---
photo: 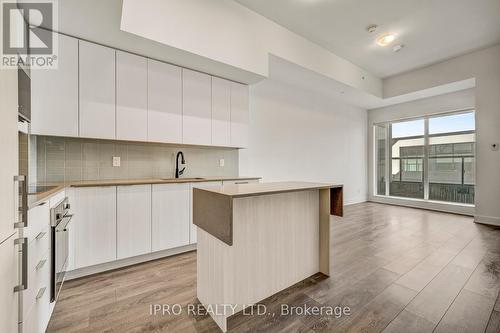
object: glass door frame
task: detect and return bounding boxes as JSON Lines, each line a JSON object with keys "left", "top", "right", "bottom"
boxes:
{"left": 374, "top": 108, "right": 476, "bottom": 203}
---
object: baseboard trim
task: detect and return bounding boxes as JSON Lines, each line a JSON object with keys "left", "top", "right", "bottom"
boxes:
{"left": 66, "top": 244, "right": 197, "bottom": 280}
{"left": 474, "top": 215, "right": 500, "bottom": 226}
{"left": 345, "top": 196, "right": 368, "bottom": 206}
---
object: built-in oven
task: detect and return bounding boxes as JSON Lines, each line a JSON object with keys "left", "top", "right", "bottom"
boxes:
{"left": 50, "top": 197, "right": 72, "bottom": 302}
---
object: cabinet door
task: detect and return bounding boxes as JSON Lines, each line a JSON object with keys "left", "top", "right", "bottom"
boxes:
{"left": 211, "top": 77, "right": 231, "bottom": 146}
{"left": 230, "top": 82, "right": 249, "bottom": 148}
{"left": 148, "top": 60, "right": 182, "bottom": 143}
{"left": 117, "top": 185, "right": 152, "bottom": 259}
{"left": 31, "top": 33, "right": 78, "bottom": 137}
{"left": 182, "top": 69, "right": 211, "bottom": 145}
{"left": 152, "top": 184, "right": 190, "bottom": 251}
{"left": 79, "top": 41, "right": 116, "bottom": 139}
{"left": 116, "top": 51, "right": 148, "bottom": 141}
{"left": 190, "top": 181, "right": 222, "bottom": 244}
{"left": 0, "top": 235, "right": 19, "bottom": 333}
{"left": 0, "top": 65, "right": 18, "bottom": 242}
{"left": 70, "top": 187, "right": 116, "bottom": 269}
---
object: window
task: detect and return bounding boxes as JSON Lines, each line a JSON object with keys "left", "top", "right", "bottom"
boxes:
{"left": 390, "top": 119, "right": 424, "bottom": 199}
{"left": 375, "top": 111, "right": 475, "bottom": 204}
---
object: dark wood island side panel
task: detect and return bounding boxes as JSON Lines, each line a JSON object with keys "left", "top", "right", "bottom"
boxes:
{"left": 193, "top": 188, "right": 234, "bottom": 245}
{"left": 331, "top": 186, "right": 343, "bottom": 216}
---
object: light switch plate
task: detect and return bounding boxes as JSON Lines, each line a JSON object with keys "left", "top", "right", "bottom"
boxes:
{"left": 219, "top": 158, "right": 225, "bottom": 167}
{"left": 112, "top": 156, "right": 121, "bottom": 167}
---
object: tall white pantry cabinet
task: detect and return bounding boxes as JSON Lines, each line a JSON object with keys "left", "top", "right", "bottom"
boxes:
{"left": 0, "top": 62, "right": 20, "bottom": 333}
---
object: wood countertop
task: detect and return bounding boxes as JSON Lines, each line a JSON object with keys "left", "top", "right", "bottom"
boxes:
{"left": 193, "top": 181, "right": 344, "bottom": 246}
{"left": 27, "top": 176, "right": 261, "bottom": 209}
{"left": 194, "top": 181, "right": 342, "bottom": 198}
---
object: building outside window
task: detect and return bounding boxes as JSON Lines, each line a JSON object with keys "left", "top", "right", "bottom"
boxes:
{"left": 374, "top": 111, "right": 475, "bottom": 205}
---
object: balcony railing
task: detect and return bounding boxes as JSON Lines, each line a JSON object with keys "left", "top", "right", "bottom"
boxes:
{"left": 386, "top": 181, "right": 474, "bottom": 204}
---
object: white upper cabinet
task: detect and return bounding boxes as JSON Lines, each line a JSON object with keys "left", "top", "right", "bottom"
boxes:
{"left": 31, "top": 33, "right": 78, "bottom": 137}
{"left": 211, "top": 77, "right": 231, "bottom": 146}
{"left": 230, "top": 82, "right": 249, "bottom": 148}
{"left": 182, "top": 69, "right": 212, "bottom": 145}
{"left": 117, "top": 185, "right": 152, "bottom": 259}
{"left": 152, "top": 184, "right": 190, "bottom": 252}
{"left": 148, "top": 60, "right": 182, "bottom": 143}
{"left": 116, "top": 51, "right": 148, "bottom": 141}
{"left": 79, "top": 41, "right": 116, "bottom": 140}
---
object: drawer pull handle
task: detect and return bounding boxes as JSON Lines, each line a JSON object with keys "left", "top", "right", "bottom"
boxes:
{"left": 36, "top": 287, "right": 46, "bottom": 300}
{"left": 36, "top": 259, "right": 47, "bottom": 270}
{"left": 13, "top": 237, "right": 28, "bottom": 292}
{"left": 35, "top": 231, "right": 46, "bottom": 240}
{"left": 234, "top": 181, "right": 249, "bottom": 184}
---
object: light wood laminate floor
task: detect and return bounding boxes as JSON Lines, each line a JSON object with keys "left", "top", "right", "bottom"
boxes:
{"left": 47, "top": 202, "right": 500, "bottom": 333}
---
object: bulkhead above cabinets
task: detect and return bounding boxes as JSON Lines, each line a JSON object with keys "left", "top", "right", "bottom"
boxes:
{"left": 30, "top": 32, "right": 249, "bottom": 148}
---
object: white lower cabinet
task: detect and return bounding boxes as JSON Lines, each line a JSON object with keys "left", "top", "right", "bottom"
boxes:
{"left": 117, "top": 185, "right": 152, "bottom": 259}
{"left": 0, "top": 234, "right": 18, "bottom": 333}
{"left": 190, "top": 181, "right": 223, "bottom": 244}
{"left": 23, "top": 250, "right": 51, "bottom": 333}
{"left": 152, "top": 184, "right": 190, "bottom": 251}
{"left": 67, "top": 181, "right": 253, "bottom": 273}
{"left": 22, "top": 196, "right": 53, "bottom": 333}
{"left": 69, "top": 186, "right": 117, "bottom": 269}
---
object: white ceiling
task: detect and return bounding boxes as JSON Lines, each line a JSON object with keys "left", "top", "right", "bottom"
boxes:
{"left": 235, "top": 0, "right": 500, "bottom": 78}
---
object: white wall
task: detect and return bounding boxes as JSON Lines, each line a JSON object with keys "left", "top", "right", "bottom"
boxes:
{"left": 239, "top": 79, "right": 368, "bottom": 205}
{"left": 120, "top": 0, "right": 382, "bottom": 97}
{"left": 381, "top": 45, "right": 500, "bottom": 225}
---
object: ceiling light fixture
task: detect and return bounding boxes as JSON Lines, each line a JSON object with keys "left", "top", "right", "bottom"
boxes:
{"left": 376, "top": 33, "right": 396, "bottom": 47}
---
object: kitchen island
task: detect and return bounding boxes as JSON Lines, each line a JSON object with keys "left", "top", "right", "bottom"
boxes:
{"left": 193, "top": 182, "right": 343, "bottom": 332}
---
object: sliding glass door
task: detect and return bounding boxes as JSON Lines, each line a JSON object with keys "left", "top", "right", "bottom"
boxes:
{"left": 390, "top": 119, "right": 425, "bottom": 199}
{"left": 375, "top": 110, "right": 475, "bottom": 205}
{"left": 428, "top": 112, "right": 475, "bottom": 203}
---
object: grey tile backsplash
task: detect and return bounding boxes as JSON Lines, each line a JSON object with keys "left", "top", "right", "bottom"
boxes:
{"left": 32, "top": 136, "right": 239, "bottom": 184}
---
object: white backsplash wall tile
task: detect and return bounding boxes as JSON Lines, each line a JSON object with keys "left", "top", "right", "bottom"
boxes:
{"left": 44, "top": 137, "right": 65, "bottom": 182}
{"left": 33, "top": 136, "right": 239, "bottom": 183}
{"left": 82, "top": 141, "right": 100, "bottom": 181}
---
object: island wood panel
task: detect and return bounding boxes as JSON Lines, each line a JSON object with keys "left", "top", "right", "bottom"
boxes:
{"left": 319, "top": 188, "right": 330, "bottom": 275}
{"left": 192, "top": 184, "right": 343, "bottom": 247}
{"left": 197, "top": 190, "right": 320, "bottom": 332}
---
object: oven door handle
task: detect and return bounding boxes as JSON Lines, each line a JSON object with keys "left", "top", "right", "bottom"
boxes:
{"left": 56, "top": 214, "right": 73, "bottom": 232}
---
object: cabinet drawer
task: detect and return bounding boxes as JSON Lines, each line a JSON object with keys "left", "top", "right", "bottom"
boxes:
{"left": 23, "top": 268, "right": 51, "bottom": 333}
{"left": 26, "top": 201, "right": 50, "bottom": 241}
{"left": 23, "top": 251, "right": 50, "bottom": 318}
{"left": 28, "top": 225, "right": 50, "bottom": 273}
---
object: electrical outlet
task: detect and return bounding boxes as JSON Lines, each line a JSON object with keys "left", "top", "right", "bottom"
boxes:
{"left": 219, "top": 158, "right": 225, "bottom": 167}
{"left": 112, "top": 156, "right": 121, "bottom": 167}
